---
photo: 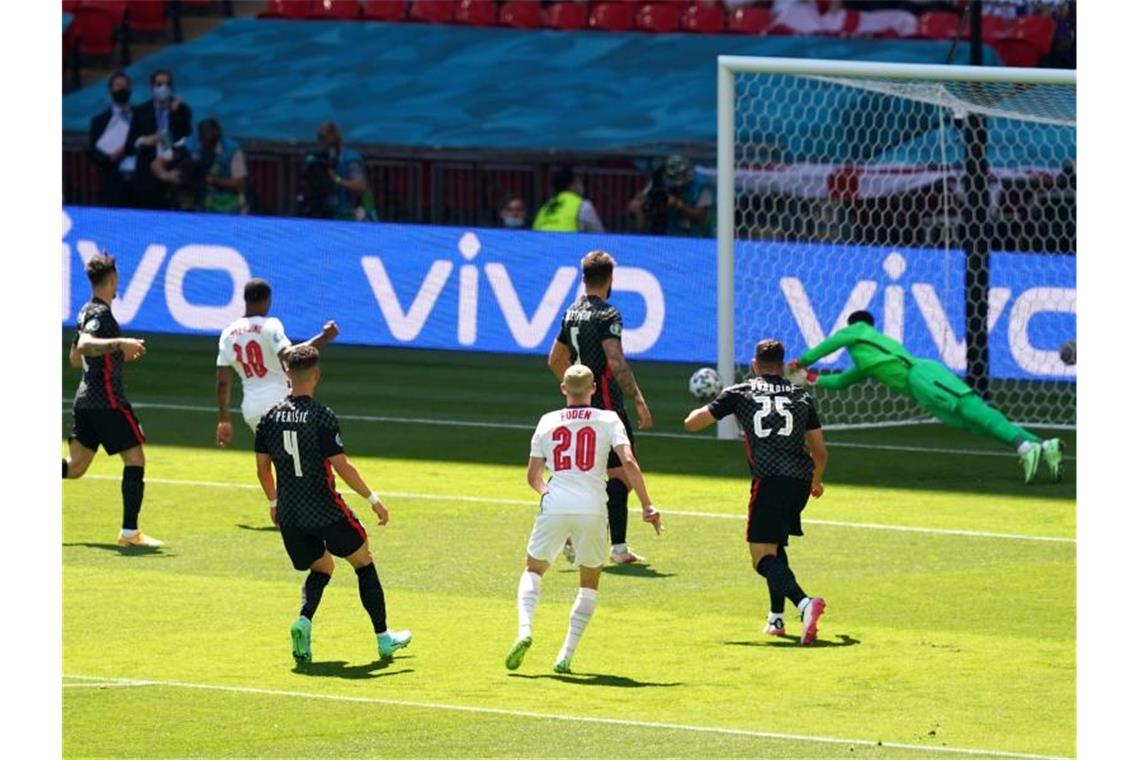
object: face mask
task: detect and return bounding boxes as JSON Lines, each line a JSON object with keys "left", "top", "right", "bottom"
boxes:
{"left": 153, "top": 84, "right": 172, "bottom": 102}
{"left": 501, "top": 215, "right": 525, "bottom": 228}
{"left": 111, "top": 89, "right": 131, "bottom": 105}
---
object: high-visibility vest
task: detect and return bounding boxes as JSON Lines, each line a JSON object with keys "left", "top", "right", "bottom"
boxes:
{"left": 532, "top": 191, "right": 583, "bottom": 232}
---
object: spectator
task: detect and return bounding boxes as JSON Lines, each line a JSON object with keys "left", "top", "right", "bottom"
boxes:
{"left": 126, "top": 69, "right": 194, "bottom": 209}
{"left": 629, "top": 155, "right": 714, "bottom": 238}
{"left": 87, "top": 70, "right": 135, "bottom": 208}
{"left": 151, "top": 118, "right": 249, "bottom": 214}
{"left": 769, "top": 0, "right": 917, "bottom": 38}
{"left": 315, "top": 121, "right": 376, "bottom": 221}
{"left": 499, "top": 194, "right": 529, "bottom": 229}
{"left": 532, "top": 166, "right": 605, "bottom": 233}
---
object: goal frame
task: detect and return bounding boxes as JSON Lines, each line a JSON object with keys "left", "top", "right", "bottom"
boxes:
{"left": 714, "top": 56, "right": 1076, "bottom": 439}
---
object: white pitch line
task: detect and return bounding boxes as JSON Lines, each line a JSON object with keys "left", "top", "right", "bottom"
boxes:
{"left": 62, "top": 401, "right": 1075, "bottom": 459}
{"left": 80, "top": 475, "right": 1074, "bottom": 545}
{"left": 60, "top": 674, "right": 1069, "bottom": 760}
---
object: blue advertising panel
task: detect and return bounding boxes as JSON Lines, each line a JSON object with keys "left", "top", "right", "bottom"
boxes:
{"left": 62, "top": 208, "right": 1074, "bottom": 381}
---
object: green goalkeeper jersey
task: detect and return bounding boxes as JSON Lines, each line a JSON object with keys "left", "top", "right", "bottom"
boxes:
{"left": 797, "top": 322, "right": 917, "bottom": 393}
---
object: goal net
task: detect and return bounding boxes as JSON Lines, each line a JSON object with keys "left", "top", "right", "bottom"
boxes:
{"left": 715, "top": 57, "right": 1076, "bottom": 436}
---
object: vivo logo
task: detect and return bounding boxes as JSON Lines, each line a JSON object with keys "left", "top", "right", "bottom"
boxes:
{"left": 360, "top": 232, "right": 665, "bottom": 353}
{"left": 780, "top": 252, "right": 1076, "bottom": 377}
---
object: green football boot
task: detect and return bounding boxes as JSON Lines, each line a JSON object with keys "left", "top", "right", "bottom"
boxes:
{"left": 378, "top": 629, "right": 413, "bottom": 660}
{"left": 290, "top": 617, "right": 312, "bottom": 664}
{"left": 1019, "top": 442, "right": 1042, "bottom": 485}
{"left": 504, "top": 636, "right": 532, "bottom": 670}
{"left": 1042, "top": 438, "right": 1065, "bottom": 483}
{"left": 553, "top": 658, "right": 572, "bottom": 675}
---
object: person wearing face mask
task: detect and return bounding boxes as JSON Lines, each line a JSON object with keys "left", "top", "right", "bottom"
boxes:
{"left": 532, "top": 166, "right": 605, "bottom": 233}
{"left": 315, "top": 121, "right": 376, "bottom": 221}
{"left": 126, "top": 69, "right": 193, "bottom": 209}
{"left": 87, "top": 71, "right": 136, "bottom": 208}
{"left": 499, "top": 195, "right": 529, "bottom": 230}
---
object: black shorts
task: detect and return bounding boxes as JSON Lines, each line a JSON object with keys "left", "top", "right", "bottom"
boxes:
{"left": 279, "top": 516, "right": 367, "bottom": 571}
{"left": 746, "top": 476, "right": 812, "bottom": 546}
{"left": 605, "top": 410, "right": 636, "bottom": 469}
{"left": 70, "top": 405, "right": 146, "bottom": 455}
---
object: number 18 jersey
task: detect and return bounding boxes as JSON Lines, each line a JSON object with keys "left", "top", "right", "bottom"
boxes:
{"left": 530, "top": 405, "right": 629, "bottom": 516}
{"left": 217, "top": 316, "right": 292, "bottom": 423}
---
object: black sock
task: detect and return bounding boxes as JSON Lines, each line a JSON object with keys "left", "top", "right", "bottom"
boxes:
{"left": 768, "top": 546, "right": 788, "bottom": 615}
{"left": 606, "top": 478, "right": 629, "bottom": 545}
{"left": 756, "top": 554, "right": 807, "bottom": 609}
{"left": 62, "top": 459, "right": 69, "bottom": 479}
{"left": 300, "top": 571, "right": 331, "bottom": 620}
{"left": 355, "top": 563, "right": 388, "bottom": 634}
{"left": 121, "top": 466, "right": 145, "bottom": 531}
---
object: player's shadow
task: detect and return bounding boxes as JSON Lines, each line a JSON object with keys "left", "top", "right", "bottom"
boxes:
{"left": 62, "top": 542, "right": 170, "bottom": 557}
{"left": 292, "top": 659, "right": 413, "bottom": 680}
{"left": 235, "top": 524, "right": 280, "bottom": 533}
{"left": 556, "top": 565, "right": 675, "bottom": 579}
{"left": 508, "top": 672, "right": 681, "bottom": 688}
{"left": 724, "top": 634, "right": 861, "bottom": 649}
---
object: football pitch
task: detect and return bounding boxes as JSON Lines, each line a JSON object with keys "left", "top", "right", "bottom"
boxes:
{"left": 62, "top": 333, "right": 1076, "bottom": 759}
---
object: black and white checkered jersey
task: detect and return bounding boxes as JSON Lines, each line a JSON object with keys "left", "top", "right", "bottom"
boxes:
{"left": 708, "top": 374, "right": 821, "bottom": 481}
{"left": 254, "top": 395, "right": 351, "bottom": 529}
{"left": 556, "top": 295, "right": 624, "bottom": 411}
{"left": 72, "top": 297, "right": 129, "bottom": 410}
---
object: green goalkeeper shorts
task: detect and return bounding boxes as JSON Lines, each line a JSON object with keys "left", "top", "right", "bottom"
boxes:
{"left": 906, "top": 359, "right": 976, "bottom": 422}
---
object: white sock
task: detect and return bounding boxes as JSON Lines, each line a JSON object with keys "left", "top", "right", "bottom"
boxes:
{"left": 556, "top": 587, "right": 598, "bottom": 663}
{"left": 120, "top": 528, "right": 139, "bottom": 538}
{"left": 517, "top": 571, "right": 541, "bottom": 639}
{"left": 767, "top": 611, "right": 784, "bottom": 624}
{"left": 1016, "top": 441, "right": 1034, "bottom": 455}
{"left": 611, "top": 543, "right": 627, "bottom": 555}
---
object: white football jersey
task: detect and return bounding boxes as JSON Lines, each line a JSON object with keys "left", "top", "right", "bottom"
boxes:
{"left": 529, "top": 406, "right": 630, "bottom": 516}
{"left": 216, "top": 316, "right": 292, "bottom": 420}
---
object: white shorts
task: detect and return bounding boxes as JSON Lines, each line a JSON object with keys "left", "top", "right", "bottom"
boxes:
{"left": 242, "top": 395, "right": 284, "bottom": 432}
{"left": 526, "top": 512, "right": 608, "bottom": 568}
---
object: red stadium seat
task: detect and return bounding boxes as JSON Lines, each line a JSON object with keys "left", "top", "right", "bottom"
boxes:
{"left": 80, "top": 0, "right": 128, "bottom": 24}
{"left": 980, "top": 14, "right": 1010, "bottom": 43}
{"left": 1004, "top": 14, "right": 1056, "bottom": 56}
{"left": 725, "top": 6, "right": 771, "bottom": 34}
{"left": 361, "top": 0, "right": 407, "bottom": 21}
{"left": 634, "top": 2, "right": 682, "bottom": 33}
{"left": 589, "top": 2, "right": 636, "bottom": 31}
{"left": 499, "top": 1, "right": 543, "bottom": 29}
{"left": 126, "top": 1, "right": 169, "bottom": 34}
{"left": 71, "top": 6, "right": 117, "bottom": 57}
{"left": 916, "top": 11, "right": 961, "bottom": 40}
{"left": 680, "top": 2, "right": 724, "bottom": 34}
{"left": 309, "top": 0, "right": 361, "bottom": 20}
{"left": 454, "top": 0, "right": 497, "bottom": 26}
{"left": 545, "top": 2, "right": 588, "bottom": 30}
{"left": 408, "top": 0, "right": 456, "bottom": 23}
{"left": 259, "top": 0, "right": 313, "bottom": 19}
{"left": 63, "top": 0, "right": 81, "bottom": 11}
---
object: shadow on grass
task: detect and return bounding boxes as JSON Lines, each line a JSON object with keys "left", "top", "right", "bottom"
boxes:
{"left": 62, "top": 542, "right": 171, "bottom": 558}
{"left": 508, "top": 672, "right": 681, "bottom": 688}
{"left": 724, "top": 634, "right": 861, "bottom": 649}
{"left": 292, "top": 659, "right": 414, "bottom": 680}
{"left": 602, "top": 564, "right": 676, "bottom": 579}
{"left": 235, "top": 524, "right": 280, "bottom": 533}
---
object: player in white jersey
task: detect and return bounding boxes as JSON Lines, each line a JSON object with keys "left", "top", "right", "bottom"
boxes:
{"left": 505, "top": 364, "right": 662, "bottom": 674}
{"left": 215, "top": 279, "right": 339, "bottom": 448}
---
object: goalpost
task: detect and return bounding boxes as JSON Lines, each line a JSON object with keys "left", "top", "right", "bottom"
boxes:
{"left": 715, "top": 56, "right": 1076, "bottom": 439}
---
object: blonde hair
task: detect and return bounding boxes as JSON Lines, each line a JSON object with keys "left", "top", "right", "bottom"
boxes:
{"left": 563, "top": 364, "right": 594, "bottom": 396}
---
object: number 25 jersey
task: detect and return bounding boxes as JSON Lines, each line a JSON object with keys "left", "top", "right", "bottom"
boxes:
{"left": 217, "top": 316, "right": 293, "bottom": 418}
{"left": 530, "top": 406, "right": 629, "bottom": 516}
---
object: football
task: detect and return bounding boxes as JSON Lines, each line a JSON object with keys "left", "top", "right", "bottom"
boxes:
{"left": 688, "top": 367, "right": 723, "bottom": 399}
{"left": 1059, "top": 340, "right": 1076, "bottom": 366}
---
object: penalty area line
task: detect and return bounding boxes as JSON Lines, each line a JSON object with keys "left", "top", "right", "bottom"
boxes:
{"left": 80, "top": 475, "right": 1075, "bottom": 544}
{"left": 60, "top": 675, "right": 1070, "bottom": 760}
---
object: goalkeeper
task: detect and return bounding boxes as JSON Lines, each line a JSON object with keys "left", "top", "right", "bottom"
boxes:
{"left": 787, "top": 311, "right": 1063, "bottom": 484}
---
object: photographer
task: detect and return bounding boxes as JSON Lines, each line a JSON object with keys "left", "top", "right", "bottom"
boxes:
{"left": 151, "top": 118, "right": 247, "bottom": 213}
{"left": 298, "top": 121, "right": 375, "bottom": 221}
{"left": 629, "top": 155, "right": 714, "bottom": 238}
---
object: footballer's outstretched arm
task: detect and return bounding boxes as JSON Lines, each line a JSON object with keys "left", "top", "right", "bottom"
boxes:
{"left": 76, "top": 333, "right": 146, "bottom": 360}
{"left": 329, "top": 453, "right": 389, "bottom": 525}
{"left": 614, "top": 444, "right": 661, "bottom": 533}
{"left": 804, "top": 428, "right": 828, "bottom": 498}
{"left": 527, "top": 457, "right": 549, "bottom": 496}
{"left": 547, "top": 339, "right": 571, "bottom": 380}
{"left": 814, "top": 366, "right": 868, "bottom": 390}
{"left": 791, "top": 324, "right": 861, "bottom": 369}
{"left": 301, "top": 321, "right": 340, "bottom": 352}
{"left": 215, "top": 367, "right": 234, "bottom": 447}
{"left": 602, "top": 339, "right": 653, "bottom": 429}
{"left": 255, "top": 452, "right": 278, "bottom": 524}
{"left": 683, "top": 405, "right": 716, "bottom": 432}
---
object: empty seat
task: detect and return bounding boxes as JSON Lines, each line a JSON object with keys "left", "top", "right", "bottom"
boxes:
{"left": 1004, "top": 14, "right": 1057, "bottom": 56}
{"left": 81, "top": 0, "right": 128, "bottom": 24}
{"left": 408, "top": 0, "right": 456, "bottom": 23}
{"left": 259, "top": 0, "right": 314, "bottom": 19}
{"left": 126, "top": 1, "right": 169, "bottom": 34}
{"left": 680, "top": 2, "right": 724, "bottom": 34}
{"left": 454, "top": 0, "right": 497, "bottom": 26}
{"left": 498, "top": 1, "right": 543, "bottom": 29}
{"left": 545, "top": 1, "right": 588, "bottom": 30}
{"left": 980, "top": 14, "right": 1010, "bottom": 43}
{"left": 361, "top": 0, "right": 407, "bottom": 21}
{"left": 589, "top": 2, "right": 636, "bottom": 32}
{"left": 916, "top": 11, "right": 961, "bottom": 40}
{"left": 634, "top": 2, "right": 682, "bottom": 33}
{"left": 725, "top": 6, "right": 771, "bottom": 34}
{"left": 70, "top": 6, "right": 117, "bottom": 57}
{"left": 309, "top": 0, "right": 361, "bottom": 20}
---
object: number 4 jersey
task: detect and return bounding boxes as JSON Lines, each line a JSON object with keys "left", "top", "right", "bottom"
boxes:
{"left": 530, "top": 406, "right": 630, "bottom": 516}
{"left": 217, "top": 316, "right": 293, "bottom": 426}
{"left": 708, "top": 375, "right": 822, "bottom": 481}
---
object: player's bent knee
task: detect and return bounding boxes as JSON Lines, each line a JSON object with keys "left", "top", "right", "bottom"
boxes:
{"left": 120, "top": 445, "right": 145, "bottom": 467}
{"left": 311, "top": 552, "right": 336, "bottom": 574}
{"left": 525, "top": 555, "right": 549, "bottom": 576}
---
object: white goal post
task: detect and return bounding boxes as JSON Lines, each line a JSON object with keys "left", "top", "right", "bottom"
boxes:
{"left": 715, "top": 56, "right": 1076, "bottom": 439}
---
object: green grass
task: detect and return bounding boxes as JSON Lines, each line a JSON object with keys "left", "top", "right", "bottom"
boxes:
{"left": 63, "top": 333, "right": 1075, "bottom": 758}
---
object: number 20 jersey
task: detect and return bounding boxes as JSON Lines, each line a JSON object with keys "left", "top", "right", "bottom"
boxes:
{"left": 708, "top": 375, "right": 822, "bottom": 481}
{"left": 217, "top": 316, "right": 293, "bottom": 421}
{"left": 530, "top": 406, "right": 630, "bottom": 516}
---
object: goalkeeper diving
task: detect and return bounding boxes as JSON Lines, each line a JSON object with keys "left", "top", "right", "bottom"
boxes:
{"left": 787, "top": 311, "right": 1064, "bottom": 484}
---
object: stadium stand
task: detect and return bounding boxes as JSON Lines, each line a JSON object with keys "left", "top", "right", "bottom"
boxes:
{"left": 499, "top": 1, "right": 544, "bottom": 28}
{"left": 308, "top": 0, "right": 362, "bottom": 20}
